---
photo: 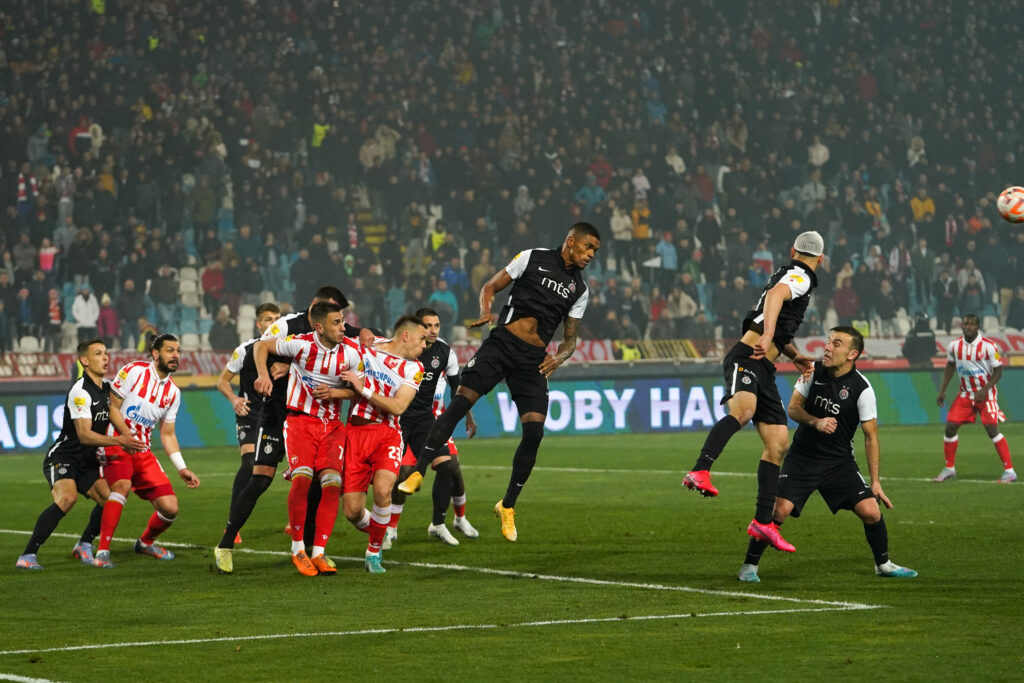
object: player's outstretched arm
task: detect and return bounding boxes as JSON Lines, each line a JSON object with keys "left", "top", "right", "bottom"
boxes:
{"left": 469, "top": 269, "right": 513, "bottom": 328}
{"left": 160, "top": 421, "right": 200, "bottom": 488}
{"left": 862, "top": 418, "right": 891, "bottom": 509}
{"left": 539, "top": 316, "right": 580, "bottom": 378}
{"left": 936, "top": 361, "right": 956, "bottom": 406}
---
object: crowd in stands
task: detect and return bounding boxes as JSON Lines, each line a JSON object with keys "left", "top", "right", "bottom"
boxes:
{"left": 2, "top": 0, "right": 1024, "bottom": 356}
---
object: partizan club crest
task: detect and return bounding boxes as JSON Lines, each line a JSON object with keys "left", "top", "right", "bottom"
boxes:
{"left": 839, "top": 387, "right": 850, "bottom": 400}
{"left": 431, "top": 357, "right": 440, "bottom": 369}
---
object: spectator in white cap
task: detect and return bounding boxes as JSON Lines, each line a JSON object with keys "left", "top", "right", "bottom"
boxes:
{"left": 683, "top": 230, "right": 824, "bottom": 556}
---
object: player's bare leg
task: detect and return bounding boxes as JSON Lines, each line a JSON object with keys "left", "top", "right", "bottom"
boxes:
{"left": 685, "top": 393, "right": 757, "bottom": 497}
{"left": 135, "top": 495, "right": 178, "bottom": 560}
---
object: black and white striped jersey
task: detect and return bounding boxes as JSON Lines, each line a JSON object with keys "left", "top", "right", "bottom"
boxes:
{"left": 46, "top": 373, "right": 111, "bottom": 463}
{"left": 790, "top": 364, "right": 877, "bottom": 461}
{"left": 497, "top": 248, "right": 589, "bottom": 346}
{"left": 742, "top": 260, "right": 818, "bottom": 350}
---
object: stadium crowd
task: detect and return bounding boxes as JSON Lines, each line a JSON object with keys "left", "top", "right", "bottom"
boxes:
{"left": 2, "top": 0, "right": 1024, "bottom": 355}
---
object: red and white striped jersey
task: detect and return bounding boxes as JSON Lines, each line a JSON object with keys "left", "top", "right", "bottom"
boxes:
{"left": 947, "top": 336, "right": 1002, "bottom": 399}
{"left": 349, "top": 344, "right": 424, "bottom": 430}
{"left": 108, "top": 361, "right": 181, "bottom": 447}
{"left": 277, "top": 333, "right": 362, "bottom": 420}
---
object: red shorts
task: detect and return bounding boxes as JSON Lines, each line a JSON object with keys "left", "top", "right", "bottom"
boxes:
{"left": 947, "top": 394, "right": 1006, "bottom": 425}
{"left": 401, "top": 438, "right": 458, "bottom": 467}
{"left": 283, "top": 413, "right": 345, "bottom": 473}
{"left": 344, "top": 423, "right": 404, "bottom": 494}
{"left": 103, "top": 447, "right": 174, "bottom": 501}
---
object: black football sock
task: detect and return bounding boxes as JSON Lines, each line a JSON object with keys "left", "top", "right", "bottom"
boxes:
{"left": 415, "top": 395, "right": 473, "bottom": 476}
{"left": 431, "top": 461, "right": 456, "bottom": 526}
{"left": 23, "top": 503, "right": 66, "bottom": 556}
{"left": 219, "top": 474, "right": 273, "bottom": 549}
{"left": 502, "top": 422, "right": 544, "bottom": 509}
{"left": 744, "top": 537, "right": 769, "bottom": 566}
{"left": 304, "top": 476, "right": 322, "bottom": 548}
{"left": 80, "top": 502, "right": 103, "bottom": 544}
{"left": 450, "top": 457, "right": 466, "bottom": 498}
{"left": 863, "top": 517, "right": 889, "bottom": 566}
{"left": 230, "top": 452, "right": 256, "bottom": 511}
{"left": 693, "top": 414, "right": 743, "bottom": 471}
{"left": 754, "top": 460, "right": 781, "bottom": 524}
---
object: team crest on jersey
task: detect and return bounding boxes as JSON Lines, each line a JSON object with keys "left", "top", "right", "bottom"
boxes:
{"left": 431, "top": 357, "right": 440, "bottom": 369}
{"left": 568, "top": 281, "right": 576, "bottom": 293}
{"left": 839, "top": 387, "right": 849, "bottom": 400}
{"left": 467, "top": 358, "right": 476, "bottom": 368}
{"left": 383, "top": 355, "right": 401, "bottom": 370}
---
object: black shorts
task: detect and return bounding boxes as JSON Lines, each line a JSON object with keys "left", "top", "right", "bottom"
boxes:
{"left": 236, "top": 419, "right": 258, "bottom": 448}
{"left": 721, "top": 342, "right": 787, "bottom": 425}
{"left": 43, "top": 454, "right": 100, "bottom": 494}
{"left": 776, "top": 453, "right": 874, "bottom": 518}
{"left": 253, "top": 422, "right": 286, "bottom": 467}
{"left": 460, "top": 326, "right": 549, "bottom": 416}
{"left": 401, "top": 415, "right": 450, "bottom": 462}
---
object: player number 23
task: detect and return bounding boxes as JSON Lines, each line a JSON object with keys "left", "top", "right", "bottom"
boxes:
{"left": 387, "top": 446, "right": 401, "bottom": 462}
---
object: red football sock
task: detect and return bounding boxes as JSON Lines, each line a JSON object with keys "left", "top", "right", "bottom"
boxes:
{"left": 140, "top": 510, "right": 174, "bottom": 544}
{"left": 98, "top": 492, "right": 126, "bottom": 552}
{"left": 367, "top": 505, "right": 390, "bottom": 553}
{"left": 387, "top": 503, "right": 402, "bottom": 529}
{"left": 943, "top": 436, "right": 958, "bottom": 468}
{"left": 314, "top": 484, "right": 341, "bottom": 547}
{"left": 993, "top": 434, "right": 1013, "bottom": 469}
{"left": 287, "top": 475, "right": 313, "bottom": 542}
{"left": 452, "top": 494, "right": 467, "bottom": 517}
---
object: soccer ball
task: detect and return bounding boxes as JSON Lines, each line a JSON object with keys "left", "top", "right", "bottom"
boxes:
{"left": 997, "top": 186, "right": 1024, "bottom": 223}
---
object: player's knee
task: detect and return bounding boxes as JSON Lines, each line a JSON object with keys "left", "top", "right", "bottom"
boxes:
{"left": 343, "top": 500, "right": 364, "bottom": 522}
{"left": 54, "top": 491, "right": 78, "bottom": 512}
{"left": 319, "top": 471, "right": 342, "bottom": 489}
{"left": 291, "top": 466, "right": 314, "bottom": 480}
{"left": 520, "top": 421, "right": 544, "bottom": 448}
{"left": 854, "top": 499, "right": 881, "bottom": 524}
{"left": 156, "top": 499, "right": 179, "bottom": 519}
{"left": 430, "top": 454, "right": 452, "bottom": 468}
{"left": 111, "top": 479, "right": 132, "bottom": 495}
{"left": 372, "top": 487, "right": 392, "bottom": 509}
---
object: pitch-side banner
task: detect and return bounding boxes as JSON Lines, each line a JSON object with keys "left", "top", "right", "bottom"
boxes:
{"left": 1, "top": 370, "right": 1020, "bottom": 453}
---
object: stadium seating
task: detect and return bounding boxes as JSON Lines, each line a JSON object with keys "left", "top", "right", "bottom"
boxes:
{"left": 181, "top": 332, "right": 201, "bottom": 351}
{"left": 18, "top": 336, "right": 41, "bottom": 352}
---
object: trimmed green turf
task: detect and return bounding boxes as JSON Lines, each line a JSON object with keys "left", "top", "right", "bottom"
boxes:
{"left": 1, "top": 424, "right": 1022, "bottom": 681}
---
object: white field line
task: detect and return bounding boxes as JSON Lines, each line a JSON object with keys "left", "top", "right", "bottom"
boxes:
{"left": 0, "top": 528, "right": 881, "bottom": 611}
{"left": 0, "top": 674, "right": 64, "bottom": 683}
{"left": 0, "top": 605, "right": 873, "bottom": 657}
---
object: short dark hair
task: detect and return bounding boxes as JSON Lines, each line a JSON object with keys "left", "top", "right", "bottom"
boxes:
{"left": 830, "top": 326, "right": 864, "bottom": 358}
{"left": 313, "top": 285, "right": 349, "bottom": 309}
{"left": 152, "top": 333, "right": 178, "bottom": 353}
{"left": 414, "top": 307, "right": 439, "bottom": 320}
{"left": 77, "top": 338, "right": 104, "bottom": 357}
{"left": 393, "top": 314, "right": 426, "bottom": 334}
{"left": 569, "top": 221, "right": 601, "bottom": 241}
{"left": 310, "top": 300, "right": 343, "bottom": 323}
{"left": 963, "top": 313, "right": 980, "bottom": 324}
{"left": 256, "top": 302, "right": 280, "bottom": 317}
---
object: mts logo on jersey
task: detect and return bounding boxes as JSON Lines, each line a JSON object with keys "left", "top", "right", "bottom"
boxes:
{"left": 813, "top": 394, "right": 841, "bottom": 415}
{"left": 541, "top": 277, "right": 575, "bottom": 298}
{"left": 125, "top": 404, "right": 158, "bottom": 428}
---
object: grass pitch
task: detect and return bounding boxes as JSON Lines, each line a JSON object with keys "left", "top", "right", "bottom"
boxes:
{"left": 0, "top": 425, "right": 1021, "bottom": 681}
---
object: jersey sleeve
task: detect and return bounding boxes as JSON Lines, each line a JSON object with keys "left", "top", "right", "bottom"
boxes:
{"left": 274, "top": 335, "right": 305, "bottom": 359}
{"left": 444, "top": 348, "right": 460, "bottom": 377}
{"left": 67, "top": 385, "right": 92, "bottom": 420}
{"left": 110, "top": 364, "right": 136, "bottom": 398}
{"left": 342, "top": 338, "right": 364, "bottom": 375}
{"left": 262, "top": 318, "right": 289, "bottom": 340}
{"left": 780, "top": 268, "right": 812, "bottom": 299}
{"left": 946, "top": 340, "right": 957, "bottom": 363}
{"left": 505, "top": 249, "right": 533, "bottom": 279}
{"left": 403, "top": 362, "right": 425, "bottom": 390}
{"left": 568, "top": 284, "right": 589, "bottom": 319}
{"left": 986, "top": 341, "right": 1002, "bottom": 368}
{"left": 162, "top": 390, "right": 181, "bottom": 424}
{"left": 226, "top": 342, "right": 246, "bottom": 373}
{"left": 857, "top": 385, "right": 878, "bottom": 422}
{"left": 793, "top": 372, "right": 811, "bottom": 397}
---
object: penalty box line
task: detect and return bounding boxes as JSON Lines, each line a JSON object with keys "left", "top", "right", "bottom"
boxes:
{"left": 0, "top": 528, "right": 882, "bottom": 611}
{"left": 0, "top": 605, "right": 875, "bottom": 657}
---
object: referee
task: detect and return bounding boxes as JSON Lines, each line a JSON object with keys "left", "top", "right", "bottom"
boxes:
{"left": 16, "top": 339, "right": 145, "bottom": 570}
{"left": 738, "top": 327, "right": 917, "bottom": 582}
{"left": 399, "top": 222, "right": 600, "bottom": 542}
